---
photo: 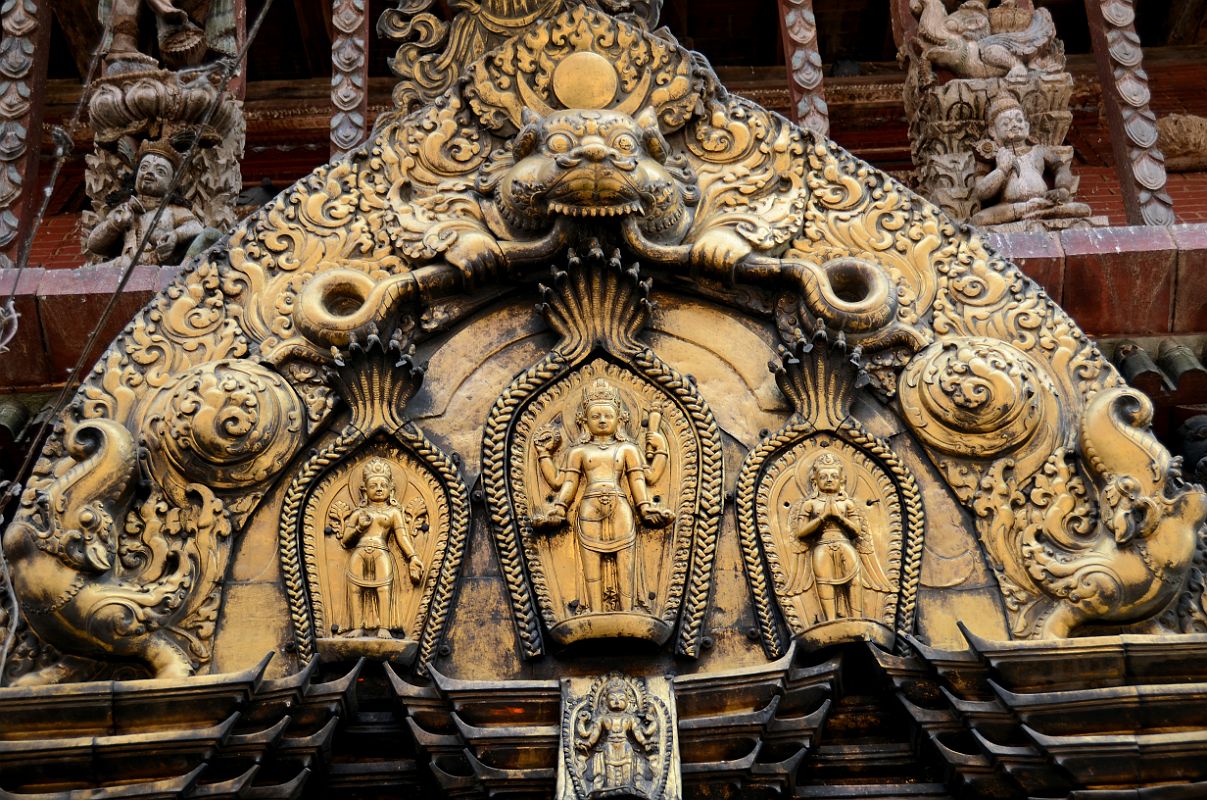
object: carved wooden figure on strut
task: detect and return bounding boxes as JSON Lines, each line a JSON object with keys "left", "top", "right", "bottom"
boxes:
{"left": 785, "top": 452, "right": 891, "bottom": 622}
{"left": 972, "top": 94, "right": 1091, "bottom": 227}
{"left": 573, "top": 676, "right": 659, "bottom": 798}
{"left": 327, "top": 457, "right": 425, "bottom": 639}
{"left": 99, "top": 0, "right": 237, "bottom": 69}
{"left": 85, "top": 141, "right": 204, "bottom": 268}
{"left": 533, "top": 379, "right": 673, "bottom": 615}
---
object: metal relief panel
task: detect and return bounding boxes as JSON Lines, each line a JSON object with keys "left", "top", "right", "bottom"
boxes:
{"left": 557, "top": 673, "right": 680, "bottom": 800}
{"left": 482, "top": 260, "right": 724, "bottom": 659}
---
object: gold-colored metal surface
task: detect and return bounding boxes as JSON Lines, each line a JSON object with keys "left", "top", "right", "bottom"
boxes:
{"left": 557, "top": 672, "right": 680, "bottom": 800}
{"left": 3, "top": 16, "right": 1205, "bottom": 795}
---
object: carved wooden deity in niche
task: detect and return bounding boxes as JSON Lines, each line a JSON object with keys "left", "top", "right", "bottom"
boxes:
{"left": 532, "top": 378, "right": 673, "bottom": 615}
{"left": 785, "top": 451, "right": 892, "bottom": 622}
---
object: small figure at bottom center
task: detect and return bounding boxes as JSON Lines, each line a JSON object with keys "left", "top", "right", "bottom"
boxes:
{"left": 574, "top": 677, "right": 659, "bottom": 797}
{"left": 533, "top": 378, "right": 673, "bottom": 614}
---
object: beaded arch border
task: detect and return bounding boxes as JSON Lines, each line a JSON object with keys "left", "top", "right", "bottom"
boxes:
{"left": 481, "top": 344, "right": 723, "bottom": 659}
{"left": 277, "top": 423, "right": 470, "bottom": 673}
{"left": 735, "top": 418, "right": 925, "bottom": 658}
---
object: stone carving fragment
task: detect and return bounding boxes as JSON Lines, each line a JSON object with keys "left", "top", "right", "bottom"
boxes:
{"left": 1157, "top": 113, "right": 1207, "bottom": 172}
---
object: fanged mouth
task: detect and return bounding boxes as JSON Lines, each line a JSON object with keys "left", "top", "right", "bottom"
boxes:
{"left": 546, "top": 200, "right": 644, "bottom": 218}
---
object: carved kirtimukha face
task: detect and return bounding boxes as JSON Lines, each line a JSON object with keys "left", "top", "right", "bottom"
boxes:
{"left": 497, "top": 108, "right": 689, "bottom": 234}
{"left": 135, "top": 153, "right": 174, "bottom": 199}
{"left": 992, "top": 108, "right": 1030, "bottom": 146}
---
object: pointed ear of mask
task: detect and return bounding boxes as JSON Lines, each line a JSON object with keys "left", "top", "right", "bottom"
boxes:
{"left": 635, "top": 107, "right": 667, "bottom": 162}
{"left": 515, "top": 108, "right": 543, "bottom": 159}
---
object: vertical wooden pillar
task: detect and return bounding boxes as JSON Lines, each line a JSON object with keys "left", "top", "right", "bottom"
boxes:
{"left": 1084, "top": 0, "right": 1175, "bottom": 225}
{"left": 777, "top": 0, "right": 828, "bottom": 137}
{"left": 0, "top": 0, "right": 52, "bottom": 269}
{"left": 331, "top": 0, "right": 370, "bottom": 158}
{"left": 229, "top": 0, "right": 248, "bottom": 100}
{"left": 889, "top": 0, "right": 917, "bottom": 49}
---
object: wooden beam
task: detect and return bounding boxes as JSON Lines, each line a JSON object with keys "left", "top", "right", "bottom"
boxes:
{"left": 889, "top": 0, "right": 917, "bottom": 50}
{"left": 1167, "top": 0, "right": 1207, "bottom": 45}
{"left": 330, "top": 0, "right": 369, "bottom": 157}
{"left": 295, "top": 0, "right": 334, "bottom": 77}
{"left": 1083, "top": 0, "right": 1175, "bottom": 225}
{"left": 0, "top": 0, "right": 53, "bottom": 269}
{"left": 777, "top": 0, "right": 828, "bottom": 136}
{"left": 50, "top": 0, "right": 101, "bottom": 79}
{"left": 229, "top": 0, "right": 248, "bottom": 100}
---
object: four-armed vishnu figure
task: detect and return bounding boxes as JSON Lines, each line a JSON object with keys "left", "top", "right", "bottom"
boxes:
{"left": 330, "top": 458, "right": 425, "bottom": 638}
{"left": 533, "top": 379, "right": 674, "bottom": 614}
{"left": 785, "top": 452, "right": 891, "bottom": 621}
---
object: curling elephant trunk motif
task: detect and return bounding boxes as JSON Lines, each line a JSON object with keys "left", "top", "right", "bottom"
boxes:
{"left": 3, "top": 362, "right": 306, "bottom": 684}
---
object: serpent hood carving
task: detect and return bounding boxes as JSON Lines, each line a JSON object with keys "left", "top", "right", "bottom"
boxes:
{"left": 489, "top": 107, "right": 694, "bottom": 238}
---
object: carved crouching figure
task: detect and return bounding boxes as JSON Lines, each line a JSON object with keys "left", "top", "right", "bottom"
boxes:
{"left": 911, "top": 0, "right": 1061, "bottom": 80}
{"left": 1025, "top": 388, "right": 1207, "bottom": 637}
{"left": 971, "top": 95, "right": 1090, "bottom": 227}
{"left": 86, "top": 142, "right": 205, "bottom": 268}
{"left": 2, "top": 421, "right": 206, "bottom": 684}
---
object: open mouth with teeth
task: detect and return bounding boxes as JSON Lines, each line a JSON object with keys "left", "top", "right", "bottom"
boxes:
{"left": 546, "top": 199, "right": 645, "bottom": 218}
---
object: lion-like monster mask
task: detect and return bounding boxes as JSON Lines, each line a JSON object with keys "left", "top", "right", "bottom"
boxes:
{"left": 495, "top": 107, "right": 694, "bottom": 237}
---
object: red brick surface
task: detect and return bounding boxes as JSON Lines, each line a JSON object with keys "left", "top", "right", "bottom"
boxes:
{"left": 1059, "top": 226, "right": 1176, "bottom": 336}
{"left": 24, "top": 214, "right": 83, "bottom": 270}
{"left": 1075, "top": 168, "right": 1207, "bottom": 227}
{"left": 983, "top": 230, "right": 1065, "bottom": 304}
{"left": 1170, "top": 224, "right": 1207, "bottom": 333}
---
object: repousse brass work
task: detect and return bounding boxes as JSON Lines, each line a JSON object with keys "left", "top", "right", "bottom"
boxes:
{"left": 2, "top": 6, "right": 1206, "bottom": 797}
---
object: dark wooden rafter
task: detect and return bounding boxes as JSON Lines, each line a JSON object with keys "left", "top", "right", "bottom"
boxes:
{"left": 330, "top": 0, "right": 369, "bottom": 157}
{"left": 889, "top": 0, "right": 916, "bottom": 50}
{"left": 777, "top": 0, "right": 828, "bottom": 136}
{"left": 294, "top": 0, "right": 334, "bottom": 76}
{"left": 0, "top": 0, "right": 52, "bottom": 269}
{"left": 1084, "top": 0, "right": 1176, "bottom": 225}
{"left": 229, "top": 0, "right": 248, "bottom": 99}
{"left": 49, "top": 0, "right": 101, "bottom": 79}
{"left": 1166, "top": 0, "right": 1207, "bottom": 45}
